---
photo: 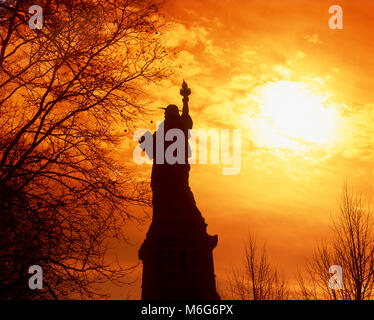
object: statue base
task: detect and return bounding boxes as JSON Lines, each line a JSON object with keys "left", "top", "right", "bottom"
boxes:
{"left": 139, "top": 203, "right": 220, "bottom": 300}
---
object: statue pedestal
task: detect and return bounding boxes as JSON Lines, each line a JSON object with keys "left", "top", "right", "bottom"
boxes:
{"left": 139, "top": 200, "right": 220, "bottom": 300}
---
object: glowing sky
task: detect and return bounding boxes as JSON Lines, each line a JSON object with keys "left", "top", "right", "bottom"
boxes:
{"left": 114, "top": 0, "right": 374, "bottom": 298}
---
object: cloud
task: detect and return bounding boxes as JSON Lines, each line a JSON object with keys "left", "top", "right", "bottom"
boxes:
{"left": 304, "top": 34, "right": 323, "bottom": 45}
{"left": 163, "top": 23, "right": 208, "bottom": 49}
{"left": 172, "top": 50, "right": 202, "bottom": 77}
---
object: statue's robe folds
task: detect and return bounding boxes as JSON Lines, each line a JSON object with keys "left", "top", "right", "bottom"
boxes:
{"left": 150, "top": 113, "right": 201, "bottom": 221}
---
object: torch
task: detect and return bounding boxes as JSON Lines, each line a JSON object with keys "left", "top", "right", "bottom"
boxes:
{"left": 180, "top": 79, "right": 191, "bottom": 101}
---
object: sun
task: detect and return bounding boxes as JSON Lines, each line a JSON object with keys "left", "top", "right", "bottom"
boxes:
{"left": 248, "top": 81, "right": 338, "bottom": 150}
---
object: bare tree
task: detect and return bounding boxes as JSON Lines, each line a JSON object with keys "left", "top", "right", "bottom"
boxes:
{"left": 225, "top": 232, "right": 289, "bottom": 300}
{"left": 297, "top": 184, "right": 374, "bottom": 300}
{"left": 0, "top": 0, "right": 169, "bottom": 299}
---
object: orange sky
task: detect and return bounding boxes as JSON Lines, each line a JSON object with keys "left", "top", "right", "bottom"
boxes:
{"left": 112, "top": 0, "right": 374, "bottom": 298}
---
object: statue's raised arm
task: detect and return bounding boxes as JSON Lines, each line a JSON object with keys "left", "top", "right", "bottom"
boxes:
{"left": 179, "top": 80, "right": 193, "bottom": 131}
